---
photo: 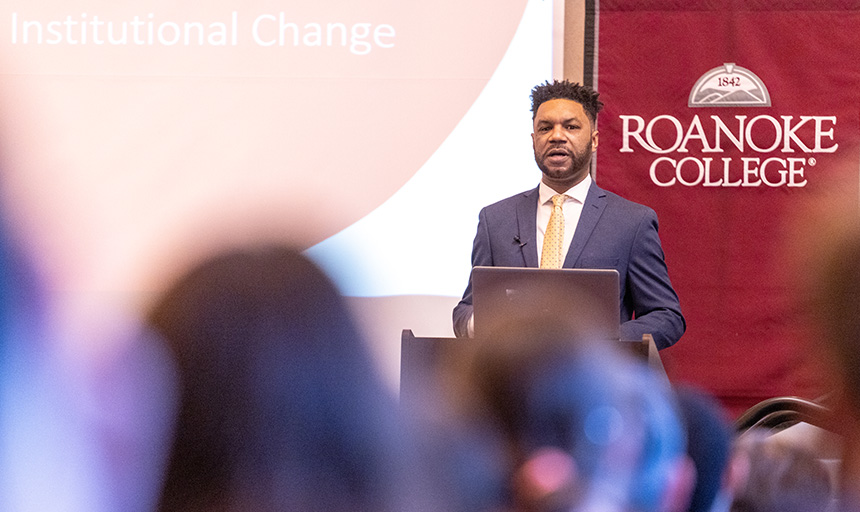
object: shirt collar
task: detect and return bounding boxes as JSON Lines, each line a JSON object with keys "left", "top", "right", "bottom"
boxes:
{"left": 539, "top": 173, "right": 592, "bottom": 205}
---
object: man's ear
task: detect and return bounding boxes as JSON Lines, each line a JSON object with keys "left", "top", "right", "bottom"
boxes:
{"left": 591, "top": 129, "right": 599, "bottom": 151}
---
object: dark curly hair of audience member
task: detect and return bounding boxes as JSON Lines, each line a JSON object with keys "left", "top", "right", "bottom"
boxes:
{"left": 530, "top": 80, "right": 604, "bottom": 123}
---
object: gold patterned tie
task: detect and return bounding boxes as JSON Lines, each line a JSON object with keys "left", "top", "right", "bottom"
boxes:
{"left": 540, "top": 194, "right": 567, "bottom": 269}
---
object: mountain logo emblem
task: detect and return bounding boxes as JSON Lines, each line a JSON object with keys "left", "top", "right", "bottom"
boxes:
{"left": 688, "top": 63, "right": 771, "bottom": 108}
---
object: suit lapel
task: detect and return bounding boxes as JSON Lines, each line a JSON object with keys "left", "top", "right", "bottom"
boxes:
{"left": 564, "top": 182, "right": 606, "bottom": 267}
{"left": 517, "top": 187, "right": 540, "bottom": 267}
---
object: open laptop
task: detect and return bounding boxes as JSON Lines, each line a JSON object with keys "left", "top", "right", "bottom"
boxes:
{"left": 471, "top": 266, "right": 621, "bottom": 341}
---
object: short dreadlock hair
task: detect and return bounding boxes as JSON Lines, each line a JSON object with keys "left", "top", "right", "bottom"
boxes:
{"left": 530, "top": 80, "right": 604, "bottom": 124}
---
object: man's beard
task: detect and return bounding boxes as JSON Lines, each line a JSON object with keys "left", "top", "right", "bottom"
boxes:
{"left": 536, "top": 144, "right": 593, "bottom": 181}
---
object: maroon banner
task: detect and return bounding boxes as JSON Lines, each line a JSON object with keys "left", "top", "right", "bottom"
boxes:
{"left": 592, "top": 1, "right": 860, "bottom": 416}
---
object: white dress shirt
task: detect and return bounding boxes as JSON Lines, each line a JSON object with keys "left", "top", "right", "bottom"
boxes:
{"left": 537, "top": 174, "right": 592, "bottom": 265}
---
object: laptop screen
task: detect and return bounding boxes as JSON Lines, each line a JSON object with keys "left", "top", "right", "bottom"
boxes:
{"left": 471, "top": 266, "right": 621, "bottom": 341}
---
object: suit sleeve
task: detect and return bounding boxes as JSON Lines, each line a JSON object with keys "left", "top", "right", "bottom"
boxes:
{"left": 452, "top": 207, "right": 493, "bottom": 337}
{"left": 619, "top": 208, "right": 685, "bottom": 349}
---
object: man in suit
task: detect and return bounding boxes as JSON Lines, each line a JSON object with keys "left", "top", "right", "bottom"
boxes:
{"left": 452, "top": 80, "right": 685, "bottom": 350}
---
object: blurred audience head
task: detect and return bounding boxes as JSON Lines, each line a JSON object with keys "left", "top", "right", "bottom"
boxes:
{"left": 147, "top": 244, "right": 427, "bottom": 512}
{"left": 729, "top": 431, "right": 833, "bottom": 512}
{"left": 0, "top": 221, "right": 10, "bottom": 366}
{"left": 811, "top": 214, "right": 860, "bottom": 415}
{"left": 674, "top": 386, "right": 738, "bottom": 512}
{"left": 446, "top": 313, "right": 693, "bottom": 512}
{"left": 0, "top": 219, "right": 47, "bottom": 421}
{"left": 0, "top": 220, "right": 45, "bottom": 352}
{"left": 807, "top": 211, "right": 860, "bottom": 507}
{"left": 0, "top": 214, "right": 118, "bottom": 512}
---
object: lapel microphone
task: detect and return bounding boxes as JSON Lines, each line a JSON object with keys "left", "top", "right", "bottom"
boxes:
{"left": 514, "top": 236, "right": 527, "bottom": 248}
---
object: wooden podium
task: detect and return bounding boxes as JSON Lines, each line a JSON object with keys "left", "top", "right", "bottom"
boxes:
{"left": 399, "top": 329, "right": 667, "bottom": 408}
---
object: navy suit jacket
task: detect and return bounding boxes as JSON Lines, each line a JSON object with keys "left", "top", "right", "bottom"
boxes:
{"left": 452, "top": 181, "right": 685, "bottom": 349}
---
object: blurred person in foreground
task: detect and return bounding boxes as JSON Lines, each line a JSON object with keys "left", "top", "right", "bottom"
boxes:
{"left": 809, "top": 212, "right": 860, "bottom": 511}
{"left": 674, "top": 386, "right": 745, "bottom": 512}
{"left": 728, "top": 430, "right": 833, "bottom": 512}
{"left": 0, "top": 214, "right": 123, "bottom": 512}
{"left": 146, "top": 245, "right": 437, "bottom": 512}
{"left": 442, "top": 307, "right": 694, "bottom": 512}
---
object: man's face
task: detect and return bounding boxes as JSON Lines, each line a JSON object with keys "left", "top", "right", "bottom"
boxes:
{"left": 531, "top": 98, "right": 599, "bottom": 191}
